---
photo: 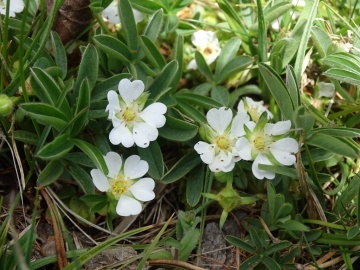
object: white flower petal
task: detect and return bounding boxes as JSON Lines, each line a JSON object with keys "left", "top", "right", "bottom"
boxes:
{"left": 231, "top": 113, "right": 250, "bottom": 137}
{"left": 104, "top": 152, "right": 122, "bottom": 178}
{"left": 194, "top": 141, "right": 215, "bottom": 164}
{"left": 132, "top": 9, "right": 144, "bottom": 23}
{"left": 129, "top": 178, "right": 155, "bottom": 201}
{"left": 186, "top": 59, "right": 197, "bottom": 70}
{"left": 0, "top": 0, "right": 24, "bottom": 16}
{"left": 124, "top": 155, "right": 149, "bottom": 179}
{"left": 90, "top": 169, "right": 110, "bottom": 192}
{"left": 139, "top": 102, "right": 167, "bottom": 128}
{"left": 236, "top": 137, "right": 252, "bottom": 160}
{"left": 106, "top": 90, "right": 120, "bottom": 115}
{"left": 191, "top": 30, "right": 213, "bottom": 47}
{"left": 237, "top": 100, "right": 246, "bottom": 114}
{"left": 109, "top": 124, "right": 134, "bottom": 147}
{"left": 252, "top": 154, "right": 275, "bottom": 180}
{"left": 264, "top": 120, "right": 291, "bottom": 136}
{"left": 209, "top": 151, "right": 233, "bottom": 172}
{"left": 245, "top": 121, "right": 256, "bottom": 132}
{"left": 118, "top": 79, "right": 144, "bottom": 105}
{"left": 133, "top": 122, "right": 158, "bottom": 148}
{"left": 207, "top": 107, "right": 232, "bottom": 133}
{"left": 222, "top": 160, "right": 235, "bottom": 172}
{"left": 102, "top": 1, "right": 120, "bottom": 24}
{"left": 270, "top": 138, "right": 298, "bottom": 166}
{"left": 116, "top": 195, "right": 142, "bottom": 216}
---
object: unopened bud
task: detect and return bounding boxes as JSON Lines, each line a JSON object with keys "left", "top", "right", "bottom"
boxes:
{"left": 0, "top": 94, "right": 14, "bottom": 116}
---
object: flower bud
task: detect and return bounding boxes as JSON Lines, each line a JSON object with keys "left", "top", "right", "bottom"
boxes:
{"left": 0, "top": 94, "right": 14, "bottom": 116}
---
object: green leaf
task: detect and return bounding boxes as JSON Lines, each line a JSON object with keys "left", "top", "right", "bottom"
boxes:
{"left": 270, "top": 37, "right": 298, "bottom": 71}
{"left": 261, "top": 256, "right": 281, "bottom": 270}
{"left": 258, "top": 63, "right": 294, "bottom": 120}
{"left": 310, "top": 127, "right": 360, "bottom": 138}
{"left": 169, "top": 35, "right": 184, "bottom": 93}
{"left": 215, "top": 37, "right": 241, "bottom": 77}
{"left": 71, "top": 79, "right": 90, "bottom": 137}
{"left": 50, "top": 31, "right": 67, "bottom": 79}
{"left": 137, "top": 141, "right": 164, "bottom": 180}
{"left": 334, "top": 174, "right": 360, "bottom": 214}
{"left": 159, "top": 115, "right": 198, "bottom": 141}
{"left": 347, "top": 226, "right": 360, "bottom": 239}
{"left": 74, "top": 44, "right": 98, "bottom": 98}
{"left": 195, "top": 51, "right": 213, "bottom": 82}
{"left": 186, "top": 164, "right": 205, "bottom": 206}
{"left": 176, "top": 98, "right": 206, "bottom": 123}
{"left": 265, "top": 241, "right": 291, "bottom": 256}
{"left": 293, "top": 0, "right": 320, "bottom": 82}
{"left": 93, "top": 35, "right": 132, "bottom": 63}
{"left": 215, "top": 56, "right": 253, "bottom": 83}
{"left": 256, "top": 0, "right": 267, "bottom": 63}
{"left": 67, "top": 162, "right": 95, "bottom": 194}
{"left": 19, "top": 103, "right": 68, "bottom": 131}
{"left": 226, "top": 236, "right": 255, "bottom": 253}
{"left": 178, "top": 229, "right": 200, "bottom": 261}
{"left": 92, "top": 73, "right": 132, "bottom": 102}
{"left": 30, "top": 68, "right": 61, "bottom": 106}
{"left": 162, "top": 152, "right": 201, "bottom": 183}
{"left": 37, "top": 134, "right": 74, "bottom": 160}
{"left": 148, "top": 60, "right": 178, "bottom": 101}
{"left": 37, "top": 160, "right": 64, "bottom": 186}
{"left": 307, "top": 133, "right": 359, "bottom": 159}
{"left": 311, "top": 26, "right": 332, "bottom": 58}
{"left": 119, "top": 0, "right": 138, "bottom": 52}
{"left": 13, "top": 130, "right": 38, "bottom": 145}
{"left": 323, "top": 52, "right": 360, "bottom": 74}
{"left": 71, "top": 139, "right": 108, "bottom": 175}
{"left": 143, "top": 9, "right": 163, "bottom": 41}
{"left": 211, "top": 85, "right": 229, "bottom": 106}
{"left": 323, "top": 68, "right": 360, "bottom": 86}
{"left": 140, "top": 35, "right": 166, "bottom": 69}
{"left": 175, "top": 92, "right": 222, "bottom": 108}
{"left": 240, "top": 254, "right": 262, "bottom": 269}
{"left": 278, "top": 220, "right": 309, "bottom": 231}
{"left": 286, "top": 65, "right": 300, "bottom": 107}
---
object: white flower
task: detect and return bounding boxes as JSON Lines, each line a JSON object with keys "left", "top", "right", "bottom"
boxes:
{"left": 194, "top": 107, "right": 250, "bottom": 172}
{"left": 237, "top": 97, "right": 273, "bottom": 122}
{"left": 90, "top": 152, "right": 155, "bottom": 216}
{"left": 236, "top": 120, "right": 298, "bottom": 180}
{"left": 0, "top": 0, "right": 24, "bottom": 17}
{"left": 106, "top": 78, "right": 167, "bottom": 148}
{"left": 187, "top": 30, "right": 221, "bottom": 70}
{"left": 102, "top": 1, "right": 144, "bottom": 24}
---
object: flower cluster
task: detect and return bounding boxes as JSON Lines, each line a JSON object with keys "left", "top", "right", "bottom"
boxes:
{"left": 195, "top": 97, "right": 299, "bottom": 180}
{"left": 90, "top": 78, "right": 167, "bottom": 216}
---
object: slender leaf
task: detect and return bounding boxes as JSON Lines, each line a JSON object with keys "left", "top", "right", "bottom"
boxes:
{"left": 71, "top": 79, "right": 90, "bottom": 137}
{"left": 195, "top": 51, "right": 213, "bottom": 82}
{"left": 93, "top": 35, "right": 132, "bottom": 63}
{"left": 37, "top": 161, "right": 64, "bottom": 186}
{"left": 119, "top": 0, "right": 138, "bottom": 51}
{"left": 140, "top": 35, "right": 166, "bottom": 69}
{"left": 71, "top": 139, "right": 108, "bottom": 175}
{"left": 143, "top": 9, "right": 163, "bottom": 41}
{"left": 37, "top": 134, "right": 74, "bottom": 160}
{"left": 186, "top": 164, "right": 205, "bottom": 206}
{"left": 215, "top": 56, "right": 253, "bottom": 83}
{"left": 215, "top": 37, "right": 241, "bottom": 76}
{"left": 50, "top": 31, "right": 67, "bottom": 79}
{"left": 137, "top": 141, "right": 164, "bottom": 180}
{"left": 162, "top": 152, "right": 201, "bottom": 183}
{"left": 159, "top": 115, "right": 198, "bottom": 141}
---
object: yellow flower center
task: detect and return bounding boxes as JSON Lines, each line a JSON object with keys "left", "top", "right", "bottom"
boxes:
{"left": 122, "top": 107, "right": 137, "bottom": 122}
{"left": 253, "top": 134, "right": 272, "bottom": 152}
{"left": 111, "top": 176, "right": 130, "bottom": 195}
{"left": 215, "top": 135, "right": 231, "bottom": 150}
{"left": 203, "top": 46, "right": 213, "bottom": 55}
